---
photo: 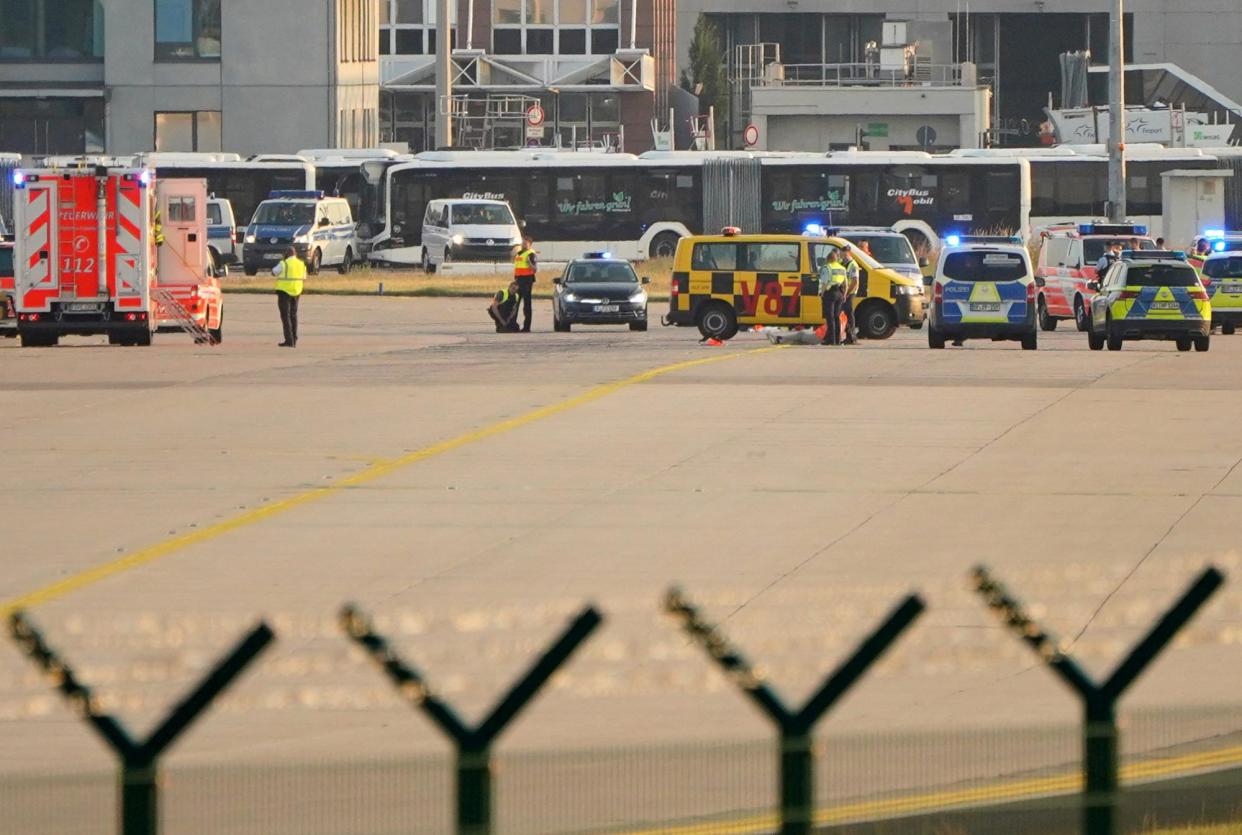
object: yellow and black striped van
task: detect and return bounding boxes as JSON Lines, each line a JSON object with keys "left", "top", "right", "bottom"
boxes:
{"left": 664, "top": 231, "right": 925, "bottom": 340}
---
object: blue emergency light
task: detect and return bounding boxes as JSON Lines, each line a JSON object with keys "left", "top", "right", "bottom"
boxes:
{"left": 1215, "top": 240, "right": 1227, "bottom": 252}
{"left": 944, "top": 234, "right": 962, "bottom": 246}
{"left": 958, "top": 234, "right": 1023, "bottom": 245}
{"left": 1203, "top": 229, "right": 1225, "bottom": 239}
{"left": 584, "top": 251, "right": 613, "bottom": 259}
{"left": 268, "top": 190, "right": 325, "bottom": 200}
{"left": 12, "top": 170, "right": 27, "bottom": 188}
{"left": 803, "top": 223, "right": 827, "bottom": 237}
{"left": 1078, "top": 223, "right": 1148, "bottom": 236}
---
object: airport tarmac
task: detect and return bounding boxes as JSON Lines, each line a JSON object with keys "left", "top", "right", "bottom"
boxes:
{"left": 2, "top": 294, "right": 1241, "bottom": 832}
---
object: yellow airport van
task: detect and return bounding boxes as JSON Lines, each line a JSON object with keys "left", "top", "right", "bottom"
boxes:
{"left": 664, "top": 229, "right": 925, "bottom": 340}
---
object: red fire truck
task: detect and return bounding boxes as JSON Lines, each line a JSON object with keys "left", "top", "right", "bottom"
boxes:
{"left": 11, "top": 164, "right": 223, "bottom": 347}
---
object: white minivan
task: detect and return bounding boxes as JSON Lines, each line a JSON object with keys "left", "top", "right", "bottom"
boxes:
{"left": 420, "top": 199, "right": 522, "bottom": 273}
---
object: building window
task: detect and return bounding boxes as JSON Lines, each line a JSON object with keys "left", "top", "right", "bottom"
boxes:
{"left": 0, "top": 0, "right": 104, "bottom": 60}
{"left": 155, "top": 0, "right": 221, "bottom": 60}
{"left": 491, "top": 0, "right": 620, "bottom": 55}
{"left": 154, "top": 111, "right": 222, "bottom": 151}
{"left": 380, "top": 0, "right": 456, "bottom": 55}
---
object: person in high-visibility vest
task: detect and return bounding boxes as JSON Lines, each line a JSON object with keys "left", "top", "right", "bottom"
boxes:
{"left": 842, "top": 251, "right": 861, "bottom": 344}
{"left": 489, "top": 281, "right": 522, "bottom": 332}
{"left": 272, "top": 246, "right": 307, "bottom": 347}
{"left": 513, "top": 237, "right": 537, "bottom": 332}
{"left": 818, "top": 249, "right": 848, "bottom": 346}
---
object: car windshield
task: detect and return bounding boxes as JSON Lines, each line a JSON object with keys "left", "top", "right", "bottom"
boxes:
{"left": 252, "top": 203, "right": 316, "bottom": 226}
{"left": 566, "top": 261, "right": 638, "bottom": 283}
{"left": 941, "top": 251, "right": 1028, "bottom": 281}
{"left": 844, "top": 235, "right": 917, "bottom": 265}
{"left": 0, "top": 246, "right": 12, "bottom": 275}
{"left": 1084, "top": 238, "right": 1154, "bottom": 262}
{"left": 207, "top": 203, "right": 223, "bottom": 225}
{"left": 1203, "top": 257, "right": 1242, "bottom": 279}
{"left": 452, "top": 204, "right": 514, "bottom": 225}
{"left": 1126, "top": 264, "right": 1200, "bottom": 287}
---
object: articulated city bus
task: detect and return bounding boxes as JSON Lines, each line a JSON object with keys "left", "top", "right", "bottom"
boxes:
{"left": 950, "top": 145, "right": 1242, "bottom": 240}
{"left": 358, "top": 150, "right": 1033, "bottom": 264}
{"left": 138, "top": 153, "right": 315, "bottom": 234}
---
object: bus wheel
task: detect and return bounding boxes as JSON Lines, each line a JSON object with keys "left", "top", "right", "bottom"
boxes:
{"left": 697, "top": 302, "right": 738, "bottom": 340}
{"left": 857, "top": 301, "right": 897, "bottom": 340}
{"left": 649, "top": 232, "right": 680, "bottom": 260}
{"left": 1038, "top": 297, "right": 1058, "bottom": 331}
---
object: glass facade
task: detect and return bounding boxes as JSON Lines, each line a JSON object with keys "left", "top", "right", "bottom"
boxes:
{"left": 379, "top": 0, "right": 455, "bottom": 55}
{"left": 155, "top": 0, "right": 221, "bottom": 59}
{"left": 154, "top": 110, "right": 222, "bottom": 151}
{"left": 0, "top": 98, "right": 105, "bottom": 154}
{"left": 0, "top": 0, "right": 104, "bottom": 60}
{"left": 491, "top": 0, "right": 620, "bottom": 55}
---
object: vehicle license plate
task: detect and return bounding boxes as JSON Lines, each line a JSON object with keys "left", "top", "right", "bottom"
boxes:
{"left": 66, "top": 302, "right": 102, "bottom": 313}
{"left": 1221, "top": 283, "right": 1242, "bottom": 294}
{"left": 594, "top": 304, "right": 619, "bottom": 313}
{"left": 264, "top": 253, "right": 282, "bottom": 261}
{"left": 970, "top": 302, "right": 1001, "bottom": 312}
{"left": 1151, "top": 301, "right": 1179, "bottom": 310}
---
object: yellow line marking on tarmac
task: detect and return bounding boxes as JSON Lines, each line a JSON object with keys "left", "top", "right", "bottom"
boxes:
{"left": 0, "top": 345, "right": 784, "bottom": 617}
{"left": 619, "top": 743, "right": 1242, "bottom": 835}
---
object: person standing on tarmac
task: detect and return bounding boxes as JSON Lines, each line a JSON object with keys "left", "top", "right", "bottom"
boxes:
{"left": 819, "top": 249, "right": 848, "bottom": 346}
{"left": 272, "top": 245, "right": 306, "bottom": 347}
{"left": 842, "top": 250, "right": 860, "bottom": 344}
{"left": 513, "top": 236, "right": 537, "bottom": 332}
{"left": 1096, "top": 241, "right": 1123, "bottom": 276}
{"left": 489, "top": 280, "right": 522, "bottom": 332}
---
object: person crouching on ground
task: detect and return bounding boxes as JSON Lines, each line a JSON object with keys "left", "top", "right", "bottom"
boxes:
{"left": 489, "top": 281, "right": 522, "bottom": 332}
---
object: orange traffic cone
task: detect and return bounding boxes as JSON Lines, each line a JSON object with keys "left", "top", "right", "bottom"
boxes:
{"left": 705, "top": 337, "right": 724, "bottom": 346}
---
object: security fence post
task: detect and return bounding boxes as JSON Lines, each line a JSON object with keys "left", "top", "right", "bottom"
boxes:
{"left": 7, "top": 611, "right": 274, "bottom": 835}
{"left": 972, "top": 565, "right": 1224, "bottom": 835}
{"left": 664, "top": 587, "right": 924, "bottom": 835}
{"left": 340, "top": 603, "right": 602, "bottom": 835}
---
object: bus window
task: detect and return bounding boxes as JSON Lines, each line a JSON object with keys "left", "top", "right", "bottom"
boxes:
{"left": 691, "top": 242, "right": 738, "bottom": 271}
{"left": 522, "top": 172, "right": 553, "bottom": 234}
{"left": 605, "top": 169, "right": 640, "bottom": 239}
{"left": 642, "top": 168, "right": 701, "bottom": 232}
{"left": 851, "top": 172, "right": 881, "bottom": 220}
{"left": 1031, "top": 163, "right": 1056, "bottom": 216}
{"left": 986, "top": 172, "right": 1018, "bottom": 213}
{"left": 942, "top": 173, "right": 970, "bottom": 213}
{"left": 761, "top": 167, "right": 847, "bottom": 232}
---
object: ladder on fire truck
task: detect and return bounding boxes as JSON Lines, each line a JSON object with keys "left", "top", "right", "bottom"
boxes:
{"left": 152, "top": 287, "right": 217, "bottom": 346}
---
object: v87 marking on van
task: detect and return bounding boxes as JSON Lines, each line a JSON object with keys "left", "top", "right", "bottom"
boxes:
{"left": 739, "top": 277, "right": 803, "bottom": 318}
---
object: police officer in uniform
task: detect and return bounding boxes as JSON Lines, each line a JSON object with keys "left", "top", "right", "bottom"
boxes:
{"left": 819, "top": 249, "right": 848, "bottom": 346}
{"left": 513, "top": 237, "right": 537, "bottom": 332}
{"left": 842, "top": 250, "right": 861, "bottom": 344}
{"left": 272, "top": 246, "right": 307, "bottom": 347}
{"left": 489, "top": 281, "right": 522, "bottom": 332}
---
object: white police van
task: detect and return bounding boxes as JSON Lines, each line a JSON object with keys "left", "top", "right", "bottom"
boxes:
{"left": 928, "top": 241, "right": 1038, "bottom": 350}
{"left": 242, "top": 190, "right": 358, "bottom": 275}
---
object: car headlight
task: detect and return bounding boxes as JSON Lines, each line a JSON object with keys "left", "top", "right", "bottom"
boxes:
{"left": 563, "top": 292, "right": 578, "bottom": 302}
{"left": 451, "top": 234, "right": 465, "bottom": 245}
{"left": 629, "top": 291, "right": 646, "bottom": 304}
{"left": 294, "top": 234, "right": 310, "bottom": 245}
{"left": 897, "top": 284, "right": 921, "bottom": 295}
{"left": 244, "top": 233, "right": 256, "bottom": 244}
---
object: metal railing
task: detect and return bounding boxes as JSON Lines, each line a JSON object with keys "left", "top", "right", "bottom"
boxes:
{"left": 3, "top": 565, "right": 1232, "bottom": 835}
{"left": 761, "top": 62, "right": 967, "bottom": 89}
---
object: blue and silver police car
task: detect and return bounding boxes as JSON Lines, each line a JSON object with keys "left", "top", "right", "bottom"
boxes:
{"left": 242, "top": 190, "right": 358, "bottom": 276}
{"left": 928, "top": 240, "right": 1038, "bottom": 350}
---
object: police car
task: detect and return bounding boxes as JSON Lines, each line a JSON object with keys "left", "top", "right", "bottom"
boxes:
{"left": 1086, "top": 251, "right": 1210, "bottom": 352}
{"left": 242, "top": 190, "right": 358, "bottom": 276}
{"left": 1202, "top": 251, "right": 1242, "bottom": 334}
{"left": 552, "top": 252, "right": 650, "bottom": 332}
{"left": 927, "top": 242, "right": 1038, "bottom": 350}
{"left": 1190, "top": 229, "right": 1242, "bottom": 258}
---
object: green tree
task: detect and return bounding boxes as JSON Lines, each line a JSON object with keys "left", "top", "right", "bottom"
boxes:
{"left": 679, "top": 14, "right": 728, "bottom": 146}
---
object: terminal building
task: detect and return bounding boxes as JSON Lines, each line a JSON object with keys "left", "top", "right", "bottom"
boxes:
{"left": 678, "top": 1, "right": 1242, "bottom": 151}
{"left": 0, "top": 0, "right": 380, "bottom": 156}
{"left": 377, "top": 0, "right": 679, "bottom": 152}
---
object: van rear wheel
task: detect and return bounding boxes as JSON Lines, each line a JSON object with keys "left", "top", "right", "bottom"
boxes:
{"left": 1038, "top": 297, "right": 1058, "bottom": 331}
{"left": 697, "top": 302, "right": 738, "bottom": 340}
{"left": 422, "top": 248, "right": 436, "bottom": 274}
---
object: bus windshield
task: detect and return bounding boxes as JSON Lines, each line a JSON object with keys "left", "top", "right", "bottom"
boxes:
{"left": 843, "top": 235, "right": 917, "bottom": 265}
{"left": 942, "top": 251, "right": 1028, "bottom": 281}
{"left": 253, "top": 203, "right": 316, "bottom": 226}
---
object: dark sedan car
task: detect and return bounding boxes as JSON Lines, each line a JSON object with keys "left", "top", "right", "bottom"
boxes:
{"left": 552, "top": 254, "right": 650, "bottom": 332}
